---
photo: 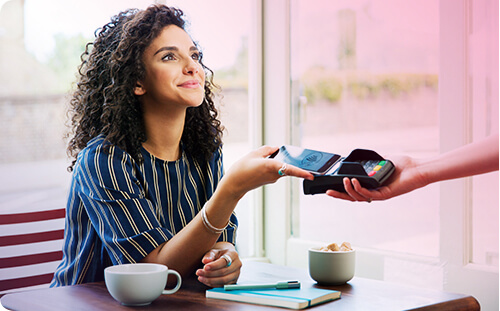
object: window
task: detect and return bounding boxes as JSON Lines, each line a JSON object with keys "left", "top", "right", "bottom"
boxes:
{"left": 290, "top": 0, "right": 441, "bottom": 258}
{"left": 262, "top": 0, "right": 498, "bottom": 309}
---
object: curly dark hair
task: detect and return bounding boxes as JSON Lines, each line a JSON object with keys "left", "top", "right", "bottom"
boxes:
{"left": 66, "top": 4, "right": 223, "bottom": 171}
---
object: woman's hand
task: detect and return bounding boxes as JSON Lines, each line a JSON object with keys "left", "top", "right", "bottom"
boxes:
{"left": 195, "top": 243, "right": 241, "bottom": 287}
{"left": 325, "top": 155, "right": 429, "bottom": 202}
{"left": 221, "top": 146, "right": 315, "bottom": 200}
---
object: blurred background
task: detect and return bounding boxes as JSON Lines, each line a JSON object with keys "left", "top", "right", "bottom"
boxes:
{"left": 0, "top": 0, "right": 497, "bottom": 309}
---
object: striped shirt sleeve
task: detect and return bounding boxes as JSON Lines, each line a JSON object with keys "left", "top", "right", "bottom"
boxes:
{"left": 76, "top": 143, "right": 171, "bottom": 265}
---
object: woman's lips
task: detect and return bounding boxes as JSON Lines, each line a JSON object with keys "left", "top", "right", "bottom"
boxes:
{"left": 178, "top": 80, "right": 200, "bottom": 88}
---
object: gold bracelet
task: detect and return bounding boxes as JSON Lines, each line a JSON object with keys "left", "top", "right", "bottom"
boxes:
{"left": 201, "top": 206, "right": 227, "bottom": 234}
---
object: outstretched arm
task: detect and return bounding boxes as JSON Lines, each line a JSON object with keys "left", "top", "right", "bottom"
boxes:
{"left": 142, "top": 146, "right": 314, "bottom": 286}
{"left": 326, "top": 134, "right": 499, "bottom": 202}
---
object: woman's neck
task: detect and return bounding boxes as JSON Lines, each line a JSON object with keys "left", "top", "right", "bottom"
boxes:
{"left": 142, "top": 108, "right": 186, "bottom": 161}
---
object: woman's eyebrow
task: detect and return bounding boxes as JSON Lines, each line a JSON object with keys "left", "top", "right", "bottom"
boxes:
{"left": 154, "top": 46, "right": 177, "bottom": 56}
{"left": 154, "top": 46, "right": 199, "bottom": 56}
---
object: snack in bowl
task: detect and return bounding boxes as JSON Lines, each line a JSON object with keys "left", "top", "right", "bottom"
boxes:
{"left": 309, "top": 242, "right": 355, "bottom": 285}
{"left": 319, "top": 242, "right": 352, "bottom": 252}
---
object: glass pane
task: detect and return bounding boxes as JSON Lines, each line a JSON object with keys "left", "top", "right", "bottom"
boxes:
{"left": 290, "top": 0, "right": 440, "bottom": 257}
{"left": 2, "top": 0, "right": 253, "bottom": 256}
{"left": 469, "top": 0, "right": 499, "bottom": 266}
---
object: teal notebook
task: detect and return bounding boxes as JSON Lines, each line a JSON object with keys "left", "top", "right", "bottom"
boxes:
{"left": 206, "top": 287, "right": 341, "bottom": 309}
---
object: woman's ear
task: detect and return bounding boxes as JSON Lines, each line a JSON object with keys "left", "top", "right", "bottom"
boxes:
{"left": 134, "top": 82, "right": 146, "bottom": 96}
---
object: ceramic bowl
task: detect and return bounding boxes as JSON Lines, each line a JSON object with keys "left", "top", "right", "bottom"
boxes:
{"left": 308, "top": 247, "right": 355, "bottom": 285}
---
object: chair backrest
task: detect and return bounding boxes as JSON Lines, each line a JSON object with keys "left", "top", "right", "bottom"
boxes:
{"left": 0, "top": 208, "right": 65, "bottom": 294}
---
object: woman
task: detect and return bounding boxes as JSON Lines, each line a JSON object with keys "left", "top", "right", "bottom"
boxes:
{"left": 51, "top": 5, "right": 313, "bottom": 288}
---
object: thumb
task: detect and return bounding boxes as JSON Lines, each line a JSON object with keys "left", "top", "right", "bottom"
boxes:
{"left": 254, "top": 145, "right": 279, "bottom": 158}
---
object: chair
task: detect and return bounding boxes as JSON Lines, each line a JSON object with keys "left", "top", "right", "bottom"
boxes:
{"left": 0, "top": 208, "right": 65, "bottom": 294}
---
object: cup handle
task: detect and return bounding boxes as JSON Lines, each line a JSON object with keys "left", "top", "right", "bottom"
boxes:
{"left": 162, "top": 270, "right": 182, "bottom": 295}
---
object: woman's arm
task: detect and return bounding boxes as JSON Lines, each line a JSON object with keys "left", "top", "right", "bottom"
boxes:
{"left": 140, "top": 177, "right": 242, "bottom": 284}
{"left": 141, "top": 146, "right": 314, "bottom": 286}
{"left": 423, "top": 134, "right": 499, "bottom": 184}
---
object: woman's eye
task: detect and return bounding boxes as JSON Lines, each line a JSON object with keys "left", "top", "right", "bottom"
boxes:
{"left": 162, "top": 53, "right": 176, "bottom": 61}
{"left": 191, "top": 52, "right": 201, "bottom": 61}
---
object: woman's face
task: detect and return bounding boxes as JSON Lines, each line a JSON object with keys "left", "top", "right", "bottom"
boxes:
{"left": 135, "top": 25, "right": 206, "bottom": 111}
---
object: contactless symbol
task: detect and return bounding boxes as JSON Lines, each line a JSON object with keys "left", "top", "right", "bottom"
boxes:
{"left": 300, "top": 152, "right": 323, "bottom": 167}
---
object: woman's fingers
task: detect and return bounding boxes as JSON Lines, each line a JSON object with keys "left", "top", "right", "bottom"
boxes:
{"left": 325, "top": 189, "right": 356, "bottom": 201}
{"left": 325, "top": 178, "right": 375, "bottom": 203}
{"left": 196, "top": 261, "right": 241, "bottom": 287}
{"left": 196, "top": 249, "right": 242, "bottom": 287}
{"left": 275, "top": 162, "right": 314, "bottom": 180}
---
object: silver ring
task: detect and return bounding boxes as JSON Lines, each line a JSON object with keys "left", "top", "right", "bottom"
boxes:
{"left": 278, "top": 163, "right": 287, "bottom": 176}
{"left": 221, "top": 254, "right": 232, "bottom": 267}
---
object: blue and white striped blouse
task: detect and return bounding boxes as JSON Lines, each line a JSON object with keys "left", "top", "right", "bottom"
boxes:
{"left": 51, "top": 135, "right": 238, "bottom": 286}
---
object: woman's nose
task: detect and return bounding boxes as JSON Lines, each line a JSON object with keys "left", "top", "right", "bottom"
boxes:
{"left": 183, "top": 59, "right": 199, "bottom": 75}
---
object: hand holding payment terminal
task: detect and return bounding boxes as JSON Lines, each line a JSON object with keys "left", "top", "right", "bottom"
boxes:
{"left": 303, "top": 148, "right": 395, "bottom": 195}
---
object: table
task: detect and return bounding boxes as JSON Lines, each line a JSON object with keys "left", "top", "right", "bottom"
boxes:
{"left": 1, "top": 261, "right": 479, "bottom": 310}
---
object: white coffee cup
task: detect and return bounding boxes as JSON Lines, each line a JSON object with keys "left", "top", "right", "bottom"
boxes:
{"left": 104, "top": 263, "right": 182, "bottom": 306}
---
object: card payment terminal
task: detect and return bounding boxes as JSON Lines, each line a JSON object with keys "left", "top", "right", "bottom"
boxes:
{"left": 303, "top": 148, "right": 395, "bottom": 195}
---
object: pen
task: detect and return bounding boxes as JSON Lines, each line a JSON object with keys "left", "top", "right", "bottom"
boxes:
{"left": 223, "top": 280, "right": 301, "bottom": 291}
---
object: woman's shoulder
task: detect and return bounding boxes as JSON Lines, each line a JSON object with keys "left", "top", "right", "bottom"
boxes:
{"left": 213, "top": 144, "right": 223, "bottom": 158}
{"left": 78, "top": 134, "right": 133, "bottom": 164}
{"left": 203, "top": 144, "right": 224, "bottom": 172}
{"left": 85, "top": 134, "right": 107, "bottom": 149}
{"left": 205, "top": 143, "right": 223, "bottom": 164}
{"left": 73, "top": 135, "right": 141, "bottom": 190}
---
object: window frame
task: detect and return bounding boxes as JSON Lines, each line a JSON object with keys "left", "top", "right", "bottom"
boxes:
{"left": 438, "top": 0, "right": 499, "bottom": 307}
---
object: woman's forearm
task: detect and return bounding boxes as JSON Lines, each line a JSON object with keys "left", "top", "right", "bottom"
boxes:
{"left": 421, "top": 135, "right": 499, "bottom": 185}
{"left": 141, "top": 178, "right": 240, "bottom": 276}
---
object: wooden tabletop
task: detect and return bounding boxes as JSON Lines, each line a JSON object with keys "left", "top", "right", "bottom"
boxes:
{"left": 1, "top": 261, "right": 479, "bottom": 310}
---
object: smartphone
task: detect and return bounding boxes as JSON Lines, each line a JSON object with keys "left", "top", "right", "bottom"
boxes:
{"left": 269, "top": 145, "right": 341, "bottom": 175}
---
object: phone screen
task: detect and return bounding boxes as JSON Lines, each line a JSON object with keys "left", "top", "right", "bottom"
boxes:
{"left": 270, "top": 145, "right": 341, "bottom": 174}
